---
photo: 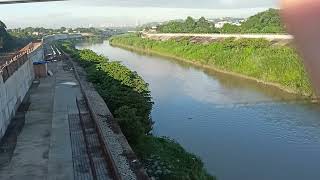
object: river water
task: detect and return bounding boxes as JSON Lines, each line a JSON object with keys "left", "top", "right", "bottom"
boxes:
{"left": 76, "top": 41, "right": 320, "bottom": 180}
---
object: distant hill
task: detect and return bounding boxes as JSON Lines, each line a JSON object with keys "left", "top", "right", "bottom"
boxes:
{"left": 145, "top": 9, "right": 285, "bottom": 34}
{"left": 239, "top": 8, "right": 285, "bottom": 33}
{"left": 157, "top": 16, "right": 218, "bottom": 33}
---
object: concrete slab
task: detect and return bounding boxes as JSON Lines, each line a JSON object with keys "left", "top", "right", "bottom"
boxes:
{"left": 0, "top": 74, "right": 54, "bottom": 180}
{"left": 0, "top": 60, "right": 82, "bottom": 180}
{"left": 47, "top": 61, "right": 82, "bottom": 180}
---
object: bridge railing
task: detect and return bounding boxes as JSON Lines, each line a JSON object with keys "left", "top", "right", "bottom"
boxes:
{"left": 0, "top": 42, "right": 42, "bottom": 82}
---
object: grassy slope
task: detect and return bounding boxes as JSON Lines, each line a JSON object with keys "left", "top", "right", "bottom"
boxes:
{"left": 110, "top": 34, "right": 313, "bottom": 97}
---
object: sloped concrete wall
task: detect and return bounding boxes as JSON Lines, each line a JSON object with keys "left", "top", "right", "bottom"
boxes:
{"left": 0, "top": 46, "right": 41, "bottom": 138}
{"left": 28, "top": 44, "right": 44, "bottom": 63}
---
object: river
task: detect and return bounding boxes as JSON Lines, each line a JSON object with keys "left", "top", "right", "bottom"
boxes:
{"left": 76, "top": 40, "right": 320, "bottom": 180}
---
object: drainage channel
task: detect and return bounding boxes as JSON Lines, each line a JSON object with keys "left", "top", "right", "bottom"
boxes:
{"left": 68, "top": 98, "right": 112, "bottom": 180}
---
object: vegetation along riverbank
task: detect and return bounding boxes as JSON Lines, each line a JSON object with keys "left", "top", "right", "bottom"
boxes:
{"left": 109, "top": 34, "right": 314, "bottom": 97}
{"left": 58, "top": 41, "right": 215, "bottom": 180}
{"left": 155, "top": 9, "right": 285, "bottom": 34}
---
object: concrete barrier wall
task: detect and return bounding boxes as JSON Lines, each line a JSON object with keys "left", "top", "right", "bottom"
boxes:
{"left": 28, "top": 43, "right": 44, "bottom": 63}
{"left": 0, "top": 45, "right": 42, "bottom": 139}
{"left": 142, "top": 32, "right": 294, "bottom": 41}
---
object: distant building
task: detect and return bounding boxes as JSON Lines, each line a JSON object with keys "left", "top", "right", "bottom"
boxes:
{"left": 231, "top": 22, "right": 242, "bottom": 26}
{"left": 215, "top": 21, "right": 229, "bottom": 28}
{"left": 32, "top": 32, "right": 40, "bottom": 36}
{"left": 215, "top": 21, "right": 242, "bottom": 28}
{"left": 148, "top": 26, "right": 157, "bottom": 33}
{"left": 80, "top": 33, "right": 94, "bottom": 37}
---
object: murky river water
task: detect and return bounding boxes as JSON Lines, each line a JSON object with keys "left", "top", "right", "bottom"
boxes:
{"left": 77, "top": 41, "right": 320, "bottom": 180}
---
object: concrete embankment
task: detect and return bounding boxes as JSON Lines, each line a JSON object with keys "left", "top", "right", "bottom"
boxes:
{"left": 142, "top": 33, "right": 294, "bottom": 46}
{"left": 142, "top": 32, "right": 294, "bottom": 40}
{"left": 0, "top": 42, "right": 43, "bottom": 138}
{"left": 66, "top": 51, "right": 150, "bottom": 180}
{"left": 0, "top": 42, "right": 148, "bottom": 179}
{"left": 0, "top": 34, "right": 84, "bottom": 140}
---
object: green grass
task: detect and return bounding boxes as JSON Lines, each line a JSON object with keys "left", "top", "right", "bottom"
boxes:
{"left": 110, "top": 34, "right": 313, "bottom": 96}
{"left": 58, "top": 41, "right": 215, "bottom": 180}
{"left": 134, "top": 136, "right": 215, "bottom": 180}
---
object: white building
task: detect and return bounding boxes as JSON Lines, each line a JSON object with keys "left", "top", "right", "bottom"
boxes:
{"left": 215, "top": 21, "right": 242, "bottom": 28}
{"left": 215, "top": 21, "right": 229, "bottom": 28}
{"left": 32, "top": 32, "right": 40, "bottom": 36}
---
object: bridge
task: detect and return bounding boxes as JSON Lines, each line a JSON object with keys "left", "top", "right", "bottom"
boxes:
{"left": 0, "top": 35, "right": 149, "bottom": 180}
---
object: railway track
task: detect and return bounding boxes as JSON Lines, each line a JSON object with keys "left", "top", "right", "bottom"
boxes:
{"left": 43, "top": 43, "right": 123, "bottom": 180}
{"left": 68, "top": 97, "right": 113, "bottom": 180}
{"left": 53, "top": 43, "right": 149, "bottom": 180}
{"left": 67, "top": 81, "right": 122, "bottom": 180}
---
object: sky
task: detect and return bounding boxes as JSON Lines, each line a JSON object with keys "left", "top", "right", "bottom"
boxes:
{"left": 0, "top": 0, "right": 279, "bottom": 28}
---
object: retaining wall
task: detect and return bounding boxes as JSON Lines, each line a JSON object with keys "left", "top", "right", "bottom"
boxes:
{"left": 0, "top": 44, "right": 43, "bottom": 139}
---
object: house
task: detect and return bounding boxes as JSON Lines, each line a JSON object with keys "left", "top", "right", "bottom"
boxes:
{"left": 32, "top": 32, "right": 40, "bottom": 36}
{"left": 215, "top": 21, "right": 230, "bottom": 28}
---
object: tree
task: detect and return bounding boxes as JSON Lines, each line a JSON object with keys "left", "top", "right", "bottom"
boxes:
{"left": 240, "top": 8, "right": 285, "bottom": 33}
{"left": 0, "top": 20, "right": 7, "bottom": 30}
{"left": 157, "top": 9, "right": 284, "bottom": 34}
{"left": 220, "top": 24, "right": 240, "bottom": 33}
{"left": 60, "top": 27, "right": 67, "bottom": 32}
{"left": 185, "top": 16, "right": 196, "bottom": 32}
{"left": 194, "top": 17, "right": 215, "bottom": 33}
{"left": 0, "top": 20, "right": 8, "bottom": 49}
{"left": 158, "top": 16, "right": 216, "bottom": 33}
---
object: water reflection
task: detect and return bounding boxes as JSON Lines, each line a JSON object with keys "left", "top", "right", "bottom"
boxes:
{"left": 77, "top": 41, "right": 320, "bottom": 180}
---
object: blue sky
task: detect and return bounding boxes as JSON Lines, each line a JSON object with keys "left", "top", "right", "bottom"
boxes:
{"left": 0, "top": 0, "right": 279, "bottom": 28}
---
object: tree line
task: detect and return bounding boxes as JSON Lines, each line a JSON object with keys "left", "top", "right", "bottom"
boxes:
{"left": 156, "top": 9, "right": 285, "bottom": 34}
{"left": 158, "top": 16, "right": 219, "bottom": 33}
{"left": 0, "top": 20, "right": 39, "bottom": 53}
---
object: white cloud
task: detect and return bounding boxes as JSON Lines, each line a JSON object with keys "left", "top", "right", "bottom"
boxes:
{"left": 76, "top": 0, "right": 278, "bottom": 8}
{"left": 0, "top": 0, "right": 278, "bottom": 28}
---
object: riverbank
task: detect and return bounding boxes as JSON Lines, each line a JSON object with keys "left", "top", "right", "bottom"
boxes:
{"left": 58, "top": 41, "right": 215, "bottom": 180}
{"left": 110, "top": 34, "right": 314, "bottom": 98}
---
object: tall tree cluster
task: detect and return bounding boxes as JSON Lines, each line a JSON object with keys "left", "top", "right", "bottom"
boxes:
{"left": 157, "top": 9, "right": 285, "bottom": 34}
{"left": 0, "top": 20, "right": 9, "bottom": 49}
{"left": 158, "top": 16, "right": 218, "bottom": 33}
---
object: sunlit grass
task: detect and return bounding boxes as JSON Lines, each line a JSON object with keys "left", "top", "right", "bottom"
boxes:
{"left": 110, "top": 34, "right": 313, "bottom": 96}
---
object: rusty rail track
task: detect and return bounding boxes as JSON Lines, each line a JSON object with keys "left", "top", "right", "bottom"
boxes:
{"left": 57, "top": 43, "right": 150, "bottom": 180}
{"left": 74, "top": 72, "right": 122, "bottom": 180}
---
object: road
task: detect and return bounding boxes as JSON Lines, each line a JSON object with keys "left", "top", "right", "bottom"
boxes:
{"left": 143, "top": 32, "right": 294, "bottom": 40}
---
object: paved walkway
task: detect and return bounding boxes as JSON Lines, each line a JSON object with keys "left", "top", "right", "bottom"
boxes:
{"left": 0, "top": 60, "right": 82, "bottom": 180}
{"left": 143, "top": 32, "right": 294, "bottom": 40}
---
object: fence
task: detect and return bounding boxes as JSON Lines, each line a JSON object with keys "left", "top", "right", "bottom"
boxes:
{"left": 0, "top": 42, "right": 41, "bottom": 83}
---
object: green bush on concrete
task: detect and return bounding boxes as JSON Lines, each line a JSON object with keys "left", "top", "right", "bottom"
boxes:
{"left": 58, "top": 41, "right": 214, "bottom": 180}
